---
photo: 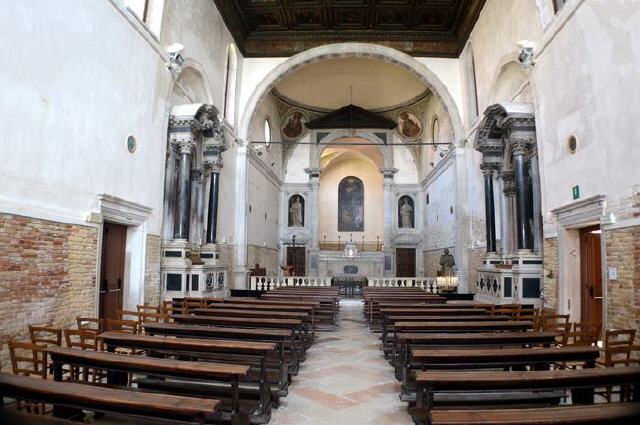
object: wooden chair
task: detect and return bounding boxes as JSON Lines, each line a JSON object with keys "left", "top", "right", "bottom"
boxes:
{"left": 64, "top": 329, "right": 102, "bottom": 382}
{"left": 76, "top": 317, "right": 102, "bottom": 333}
{"left": 8, "top": 341, "right": 47, "bottom": 414}
{"left": 543, "top": 314, "right": 571, "bottom": 346}
{"left": 597, "top": 329, "right": 637, "bottom": 401}
{"left": 105, "top": 319, "right": 139, "bottom": 334}
{"left": 137, "top": 304, "right": 161, "bottom": 314}
{"left": 28, "top": 325, "right": 62, "bottom": 347}
{"left": 566, "top": 322, "right": 600, "bottom": 346}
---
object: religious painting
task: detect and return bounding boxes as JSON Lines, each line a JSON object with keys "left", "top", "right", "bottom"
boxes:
{"left": 398, "top": 195, "right": 415, "bottom": 229}
{"left": 396, "top": 110, "right": 423, "bottom": 140}
{"left": 338, "top": 176, "right": 364, "bottom": 232}
{"left": 280, "top": 109, "right": 308, "bottom": 141}
{"left": 288, "top": 195, "right": 305, "bottom": 227}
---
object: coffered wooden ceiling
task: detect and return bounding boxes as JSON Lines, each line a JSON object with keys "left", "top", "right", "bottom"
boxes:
{"left": 213, "top": 0, "right": 486, "bottom": 57}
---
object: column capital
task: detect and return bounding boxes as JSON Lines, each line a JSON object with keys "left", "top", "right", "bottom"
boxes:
{"left": 304, "top": 167, "right": 321, "bottom": 178}
{"left": 480, "top": 162, "right": 500, "bottom": 176}
{"left": 500, "top": 170, "right": 516, "bottom": 196}
{"left": 380, "top": 167, "right": 399, "bottom": 178}
{"left": 176, "top": 139, "right": 196, "bottom": 155}
{"left": 510, "top": 138, "right": 531, "bottom": 156}
{"left": 204, "top": 158, "right": 224, "bottom": 174}
{"left": 191, "top": 168, "right": 203, "bottom": 182}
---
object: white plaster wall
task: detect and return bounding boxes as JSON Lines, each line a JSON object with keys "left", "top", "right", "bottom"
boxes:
{"left": 239, "top": 57, "right": 287, "bottom": 125}
{"left": 531, "top": 0, "right": 640, "bottom": 217}
{"left": 248, "top": 95, "right": 284, "bottom": 173}
{"left": 0, "top": 0, "right": 171, "bottom": 232}
{"left": 424, "top": 163, "right": 456, "bottom": 250}
{"left": 319, "top": 158, "right": 384, "bottom": 241}
{"left": 393, "top": 146, "right": 420, "bottom": 184}
{"left": 415, "top": 57, "right": 464, "bottom": 126}
{"left": 284, "top": 136, "right": 311, "bottom": 183}
{"left": 246, "top": 161, "right": 280, "bottom": 249}
{"left": 419, "top": 95, "right": 455, "bottom": 179}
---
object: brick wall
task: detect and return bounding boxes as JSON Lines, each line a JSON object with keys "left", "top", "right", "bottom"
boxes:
{"left": 0, "top": 214, "right": 98, "bottom": 370}
{"left": 543, "top": 237, "right": 559, "bottom": 311}
{"left": 605, "top": 226, "right": 640, "bottom": 332}
{"left": 144, "top": 234, "right": 161, "bottom": 305}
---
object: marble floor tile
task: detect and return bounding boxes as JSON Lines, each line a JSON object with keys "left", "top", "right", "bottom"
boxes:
{"left": 270, "top": 300, "right": 413, "bottom": 425}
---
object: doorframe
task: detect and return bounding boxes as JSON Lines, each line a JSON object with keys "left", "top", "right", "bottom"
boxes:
{"left": 93, "top": 194, "right": 153, "bottom": 315}
{"left": 551, "top": 194, "right": 607, "bottom": 330}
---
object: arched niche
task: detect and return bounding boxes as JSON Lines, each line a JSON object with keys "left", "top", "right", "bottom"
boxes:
{"left": 398, "top": 195, "right": 415, "bottom": 229}
{"left": 287, "top": 194, "right": 305, "bottom": 228}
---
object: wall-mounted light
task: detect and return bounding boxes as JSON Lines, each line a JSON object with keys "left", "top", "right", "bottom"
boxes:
{"left": 167, "top": 43, "right": 185, "bottom": 77}
{"left": 517, "top": 40, "right": 536, "bottom": 69}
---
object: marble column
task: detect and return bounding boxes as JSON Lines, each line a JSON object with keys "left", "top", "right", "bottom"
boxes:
{"left": 174, "top": 140, "right": 194, "bottom": 240}
{"left": 381, "top": 168, "right": 398, "bottom": 251}
{"left": 233, "top": 140, "right": 249, "bottom": 289}
{"left": 500, "top": 170, "right": 516, "bottom": 255}
{"left": 529, "top": 145, "right": 543, "bottom": 253}
{"left": 205, "top": 159, "right": 223, "bottom": 244}
{"left": 190, "top": 169, "right": 204, "bottom": 244}
{"left": 305, "top": 167, "right": 321, "bottom": 250}
{"left": 481, "top": 165, "right": 497, "bottom": 253}
{"left": 162, "top": 145, "right": 179, "bottom": 240}
{"left": 512, "top": 141, "right": 533, "bottom": 251}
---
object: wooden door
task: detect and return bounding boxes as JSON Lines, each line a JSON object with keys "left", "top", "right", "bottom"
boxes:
{"left": 396, "top": 248, "right": 416, "bottom": 277}
{"left": 99, "top": 222, "right": 126, "bottom": 321}
{"left": 580, "top": 226, "right": 602, "bottom": 329}
{"left": 286, "top": 247, "right": 306, "bottom": 276}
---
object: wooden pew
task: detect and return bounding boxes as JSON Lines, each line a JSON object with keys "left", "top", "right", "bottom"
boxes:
{"left": 190, "top": 308, "right": 313, "bottom": 344}
{"left": 393, "top": 331, "right": 557, "bottom": 377}
{"left": 200, "top": 301, "right": 316, "bottom": 331}
{"left": 99, "top": 332, "right": 281, "bottom": 407}
{"left": 259, "top": 294, "right": 338, "bottom": 329}
{"left": 45, "top": 347, "right": 251, "bottom": 424}
{"left": 143, "top": 322, "right": 301, "bottom": 375}
{"left": 0, "top": 373, "right": 220, "bottom": 424}
{"left": 381, "top": 314, "right": 510, "bottom": 356}
{"left": 429, "top": 402, "right": 640, "bottom": 424}
{"left": 413, "top": 367, "right": 640, "bottom": 423}
{"left": 401, "top": 346, "right": 600, "bottom": 402}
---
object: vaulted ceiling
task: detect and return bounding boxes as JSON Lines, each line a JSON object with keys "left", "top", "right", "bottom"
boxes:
{"left": 213, "top": 0, "right": 486, "bottom": 57}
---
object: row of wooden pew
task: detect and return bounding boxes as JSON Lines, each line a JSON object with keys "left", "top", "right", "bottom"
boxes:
{"left": 0, "top": 292, "right": 337, "bottom": 424}
{"left": 364, "top": 286, "right": 640, "bottom": 424}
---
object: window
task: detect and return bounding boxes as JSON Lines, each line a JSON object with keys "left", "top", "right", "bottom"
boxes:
{"left": 553, "top": 0, "right": 568, "bottom": 13}
{"left": 125, "top": 0, "right": 165, "bottom": 37}
{"left": 431, "top": 116, "right": 440, "bottom": 151}
{"left": 223, "top": 45, "right": 238, "bottom": 126}
{"left": 464, "top": 44, "right": 479, "bottom": 124}
{"left": 264, "top": 119, "right": 272, "bottom": 147}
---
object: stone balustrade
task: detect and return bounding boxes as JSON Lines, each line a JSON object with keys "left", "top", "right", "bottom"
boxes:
{"left": 250, "top": 276, "right": 445, "bottom": 293}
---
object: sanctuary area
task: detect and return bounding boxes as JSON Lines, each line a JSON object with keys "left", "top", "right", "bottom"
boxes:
{"left": 1, "top": 0, "right": 639, "bottom": 424}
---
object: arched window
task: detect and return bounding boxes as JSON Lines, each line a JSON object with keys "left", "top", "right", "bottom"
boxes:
{"left": 398, "top": 196, "right": 415, "bottom": 229}
{"left": 464, "top": 44, "right": 479, "bottom": 124}
{"left": 264, "top": 119, "right": 272, "bottom": 147}
{"left": 223, "top": 44, "right": 238, "bottom": 126}
{"left": 288, "top": 195, "right": 305, "bottom": 227}
{"left": 431, "top": 116, "right": 440, "bottom": 151}
{"left": 338, "top": 176, "right": 364, "bottom": 232}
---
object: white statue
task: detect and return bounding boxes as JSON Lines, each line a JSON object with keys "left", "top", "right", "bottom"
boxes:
{"left": 289, "top": 196, "right": 303, "bottom": 227}
{"left": 400, "top": 199, "right": 413, "bottom": 228}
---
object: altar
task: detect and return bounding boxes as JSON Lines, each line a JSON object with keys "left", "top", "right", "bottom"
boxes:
{"left": 317, "top": 250, "right": 385, "bottom": 277}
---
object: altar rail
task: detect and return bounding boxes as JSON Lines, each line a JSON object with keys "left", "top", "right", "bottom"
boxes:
{"left": 250, "top": 276, "right": 442, "bottom": 293}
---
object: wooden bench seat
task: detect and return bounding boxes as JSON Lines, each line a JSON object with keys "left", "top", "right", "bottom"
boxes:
{"left": 401, "top": 346, "right": 600, "bottom": 402}
{"left": 429, "top": 402, "right": 640, "bottom": 424}
{"left": 45, "top": 346, "right": 252, "bottom": 424}
{"left": 413, "top": 367, "right": 640, "bottom": 423}
{"left": 0, "top": 373, "right": 220, "bottom": 424}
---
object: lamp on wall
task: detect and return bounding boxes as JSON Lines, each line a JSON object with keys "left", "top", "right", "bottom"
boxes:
{"left": 517, "top": 40, "right": 536, "bottom": 69}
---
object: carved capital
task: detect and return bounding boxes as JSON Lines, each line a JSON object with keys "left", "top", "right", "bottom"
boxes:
{"left": 500, "top": 170, "right": 516, "bottom": 196}
{"left": 380, "top": 167, "right": 399, "bottom": 179}
{"left": 177, "top": 139, "right": 195, "bottom": 155}
{"left": 510, "top": 138, "right": 531, "bottom": 156}
{"left": 480, "top": 162, "right": 500, "bottom": 177}
{"left": 304, "top": 167, "right": 321, "bottom": 178}
{"left": 204, "top": 158, "right": 224, "bottom": 174}
{"left": 191, "top": 168, "right": 203, "bottom": 182}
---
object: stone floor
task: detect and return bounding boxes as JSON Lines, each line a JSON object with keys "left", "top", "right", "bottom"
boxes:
{"left": 269, "top": 299, "right": 412, "bottom": 425}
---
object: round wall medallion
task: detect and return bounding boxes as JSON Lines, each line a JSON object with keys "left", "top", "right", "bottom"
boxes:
{"left": 127, "top": 135, "right": 137, "bottom": 153}
{"left": 396, "top": 110, "right": 423, "bottom": 140}
{"left": 567, "top": 135, "right": 577, "bottom": 154}
{"left": 280, "top": 109, "right": 308, "bottom": 141}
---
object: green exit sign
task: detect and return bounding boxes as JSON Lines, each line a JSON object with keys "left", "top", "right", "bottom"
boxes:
{"left": 572, "top": 185, "right": 580, "bottom": 200}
